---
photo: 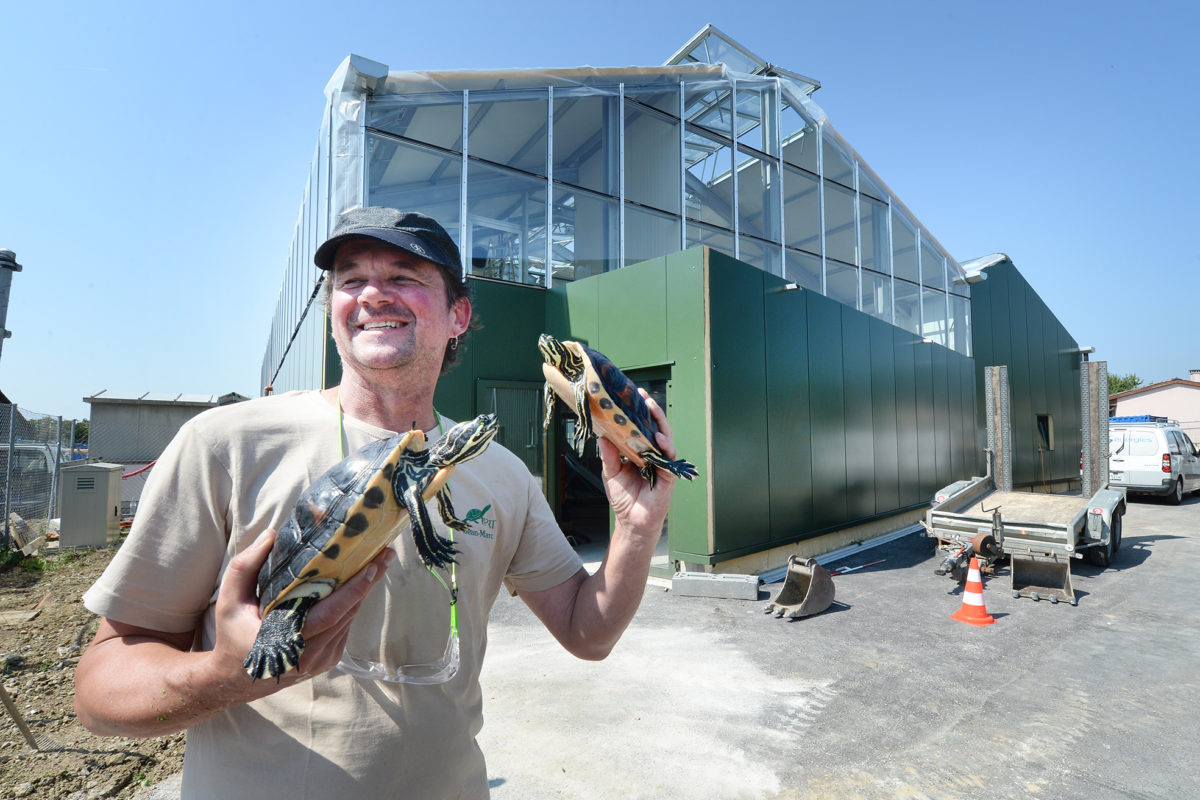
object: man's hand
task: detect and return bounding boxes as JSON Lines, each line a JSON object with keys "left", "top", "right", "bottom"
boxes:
{"left": 598, "top": 389, "right": 678, "bottom": 542}
{"left": 210, "top": 528, "right": 395, "bottom": 687}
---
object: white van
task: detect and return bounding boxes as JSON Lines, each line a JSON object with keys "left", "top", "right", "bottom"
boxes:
{"left": 1108, "top": 417, "right": 1200, "bottom": 504}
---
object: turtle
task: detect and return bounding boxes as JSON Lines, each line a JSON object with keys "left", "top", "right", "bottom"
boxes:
{"left": 242, "top": 413, "right": 499, "bottom": 682}
{"left": 538, "top": 333, "right": 697, "bottom": 489}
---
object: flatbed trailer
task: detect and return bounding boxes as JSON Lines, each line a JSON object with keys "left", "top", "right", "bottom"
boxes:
{"left": 924, "top": 465, "right": 1125, "bottom": 603}
{"left": 922, "top": 361, "right": 1124, "bottom": 605}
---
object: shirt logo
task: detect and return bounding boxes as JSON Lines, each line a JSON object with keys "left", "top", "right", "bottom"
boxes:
{"left": 462, "top": 504, "right": 495, "bottom": 539}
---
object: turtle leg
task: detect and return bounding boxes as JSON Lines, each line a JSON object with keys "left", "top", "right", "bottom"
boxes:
{"left": 435, "top": 485, "right": 469, "bottom": 532}
{"left": 571, "top": 382, "right": 593, "bottom": 456}
{"left": 408, "top": 484, "right": 458, "bottom": 568}
{"left": 242, "top": 596, "right": 318, "bottom": 682}
{"left": 638, "top": 463, "right": 658, "bottom": 490}
{"left": 542, "top": 382, "right": 556, "bottom": 432}
{"left": 396, "top": 474, "right": 458, "bottom": 569}
{"left": 639, "top": 450, "right": 700, "bottom": 484}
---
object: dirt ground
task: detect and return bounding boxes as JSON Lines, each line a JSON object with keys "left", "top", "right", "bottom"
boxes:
{"left": 0, "top": 546, "right": 184, "bottom": 799}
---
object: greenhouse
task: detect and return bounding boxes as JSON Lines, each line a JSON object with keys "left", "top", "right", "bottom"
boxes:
{"left": 261, "top": 27, "right": 1079, "bottom": 570}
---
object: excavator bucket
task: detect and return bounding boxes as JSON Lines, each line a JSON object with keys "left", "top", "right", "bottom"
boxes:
{"left": 764, "top": 556, "right": 835, "bottom": 619}
{"left": 1010, "top": 553, "right": 1075, "bottom": 605}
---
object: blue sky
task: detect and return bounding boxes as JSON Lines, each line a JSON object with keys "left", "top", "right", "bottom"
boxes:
{"left": 2, "top": 0, "right": 1196, "bottom": 423}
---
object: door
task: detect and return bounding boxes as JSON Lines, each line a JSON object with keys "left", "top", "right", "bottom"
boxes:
{"left": 478, "top": 382, "right": 543, "bottom": 488}
{"left": 1173, "top": 431, "right": 1200, "bottom": 492}
{"left": 1110, "top": 426, "right": 1164, "bottom": 489}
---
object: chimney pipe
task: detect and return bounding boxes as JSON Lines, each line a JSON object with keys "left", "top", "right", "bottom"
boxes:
{"left": 0, "top": 249, "right": 22, "bottom": 364}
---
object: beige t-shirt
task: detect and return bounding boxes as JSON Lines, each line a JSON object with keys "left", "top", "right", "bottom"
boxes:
{"left": 83, "top": 391, "right": 583, "bottom": 799}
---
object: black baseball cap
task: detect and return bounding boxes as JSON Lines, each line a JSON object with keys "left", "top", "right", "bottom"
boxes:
{"left": 314, "top": 207, "right": 463, "bottom": 276}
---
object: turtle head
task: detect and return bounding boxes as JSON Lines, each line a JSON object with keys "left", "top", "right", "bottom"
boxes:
{"left": 431, "top": 413, "right": 499, "bottom": 466}
{"left": 538, "top": 333, "right": 585, "bottom": 380}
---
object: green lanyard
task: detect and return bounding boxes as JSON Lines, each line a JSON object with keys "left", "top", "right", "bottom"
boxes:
{"left": 335, "top": 389, "right": 446, "bottom": 458}
{"left": 335, "top": 389, "right": 458, "bottom": 636}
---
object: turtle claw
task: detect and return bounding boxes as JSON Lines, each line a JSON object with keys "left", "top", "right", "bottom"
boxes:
{"left": 243, "top": 598, "right": 315, "bottom": 682}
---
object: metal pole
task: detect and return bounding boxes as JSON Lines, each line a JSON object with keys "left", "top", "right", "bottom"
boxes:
{"left": 51, "top": 416, "right": 64, "bottom": 520}
{"left": 4, "top": 405, "right": 15, "bottom": 549}
{"left": 0, "top": 249, "right": 22, "bottom": 364}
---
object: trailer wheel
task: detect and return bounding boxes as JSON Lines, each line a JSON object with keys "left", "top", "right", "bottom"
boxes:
{"left": 1086, "top": 513, "right": 1120, "bottom": 568}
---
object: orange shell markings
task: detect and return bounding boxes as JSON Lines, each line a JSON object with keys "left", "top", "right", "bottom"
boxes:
{"left": 542, "top": 356, "right": 652, "bottom": 469}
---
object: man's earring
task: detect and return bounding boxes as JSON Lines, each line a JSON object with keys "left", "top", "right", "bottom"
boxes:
{"left": 450, "top": 336, "right": 459, "bottom": 351}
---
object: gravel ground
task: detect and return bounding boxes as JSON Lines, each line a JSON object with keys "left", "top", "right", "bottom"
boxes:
{"left": 0, "top": 547, "right": 185, "bottom": 799}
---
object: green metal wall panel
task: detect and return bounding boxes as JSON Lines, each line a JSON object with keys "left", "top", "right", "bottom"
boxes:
{"left": 914, "top": 343, "right": 936, "bottom": 499}
{"left": 559, "top": 278, "right": 601, "bottom": 349}
{"left": 662, "top": 248, "right": 711, "bottom": 559}
{"left": 807, "top": 293, "right": 848, "bottom": 528}
{"left": 841, "top": 307, "right": 875, "bottom": 520}
{"left": 947, "top": 350, "right": 964, "bottom": 481}
{"left": 894, "top": 331, "right": 920, "bottom": 506}
{"left": 931, "top": 345, "right": 950, "bottom": 488}
{"left": 764, "top": 275, "right": 812, "bottom": 541}
{"left": 971, "top": 259, "right": 1081, "bottom": 488}
{"left": 707, "top": 251, "right": 772, "bottom": 556}
{"left": 869, "top": 317, "right": 900, "bottom": 514}
{"left": 1006, "top": 272, "right": 1034, "bottom": 482}
{"left": 596, "top": 258, "right": 669, "bottom": 367}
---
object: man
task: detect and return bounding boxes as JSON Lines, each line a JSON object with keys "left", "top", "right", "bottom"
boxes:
{"left": 75, "top": 207, "right": 678, "bottom": 797}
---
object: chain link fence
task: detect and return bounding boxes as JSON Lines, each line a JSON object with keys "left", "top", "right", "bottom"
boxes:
{"left": 1, "top": 404, "right": 79, "bottom": 551}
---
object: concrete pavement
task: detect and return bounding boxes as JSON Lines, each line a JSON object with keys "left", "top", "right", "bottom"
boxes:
{"left": 480, "top": 494, "right": 1200, "bottom": 800}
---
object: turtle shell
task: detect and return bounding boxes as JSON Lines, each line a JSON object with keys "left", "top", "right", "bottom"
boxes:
{"left": 256, "top": 428, "right": 447, "bottom": 615}
{"left": 576, "top": 344, "right": 663, "bottom": 463}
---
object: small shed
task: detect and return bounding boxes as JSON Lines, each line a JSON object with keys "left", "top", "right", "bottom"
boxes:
{"left": 83, "top": 391, "right": 247, "bottom": 513}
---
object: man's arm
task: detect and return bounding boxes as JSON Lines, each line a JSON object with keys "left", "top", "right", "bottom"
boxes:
{"left": 520, "top": 393, "right": 677, "bottom": 661}
{"left": 74, "top": 530, "right": 393, "bottom": 737}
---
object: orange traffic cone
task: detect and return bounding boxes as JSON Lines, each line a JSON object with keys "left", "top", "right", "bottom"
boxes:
{"left": 951, "top": 557, "right": 995, "bottom": 626}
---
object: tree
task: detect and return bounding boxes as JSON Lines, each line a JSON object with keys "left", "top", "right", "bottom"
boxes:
{"left": 73, "top": 420, "right": 89, "bottom": 446}
{"left": 1109, "top": 373, "right": 1143, "bottom": 395}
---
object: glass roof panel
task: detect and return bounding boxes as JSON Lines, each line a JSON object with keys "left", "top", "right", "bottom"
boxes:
{"left": 666, "top": 25, "right": 820, "bottom": 95}
{"left": 684, "top": 81, "right": 733, "bottom": 138}
{"left": 668, "top": 25, "right": 769, "bottom": 76}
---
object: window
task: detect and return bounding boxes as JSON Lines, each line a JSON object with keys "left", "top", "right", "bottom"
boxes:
{"left": 783, "top": 164, "right": 820, "bottom": 254}
{"left": 892, "top": 211, "right": 918, "bottom": 283}
{"left": 1036, "top": 414, "right": 1055, "bottom": 451}
{"left": 624, "top": 92, "right": 682, "bottom": 214}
